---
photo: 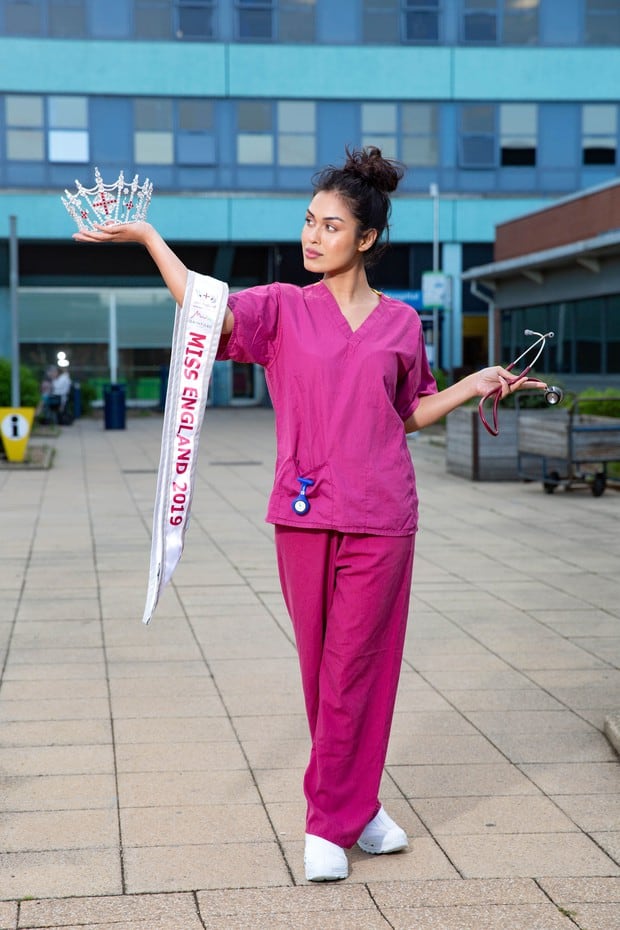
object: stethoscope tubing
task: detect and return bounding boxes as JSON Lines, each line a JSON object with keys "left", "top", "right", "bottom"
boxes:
{"left": 478, "top": 330, "right": 554, "bottom": 437}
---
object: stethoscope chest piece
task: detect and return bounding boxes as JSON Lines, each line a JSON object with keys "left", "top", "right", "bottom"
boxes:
{"left": 545, "top": 386, "right": 563, "bottom": 406}
{"left": 291, "top": 477, "right": 314, "bottom": 516}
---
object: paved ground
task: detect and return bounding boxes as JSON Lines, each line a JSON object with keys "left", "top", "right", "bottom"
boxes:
{"left": 1, "top": 408, "right": 619, "bottom": 930}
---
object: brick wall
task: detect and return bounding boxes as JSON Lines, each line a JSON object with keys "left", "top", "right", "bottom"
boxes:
{"left": 495, "top": 182, "right": 620, "bottom": 262}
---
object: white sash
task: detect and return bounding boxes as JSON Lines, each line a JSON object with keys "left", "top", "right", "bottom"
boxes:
{"left": 143, "top": 271, "right": 229, "bottom": 624}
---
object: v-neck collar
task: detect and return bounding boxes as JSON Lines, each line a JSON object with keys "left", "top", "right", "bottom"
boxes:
{"left": 315, "top": 280, "right": 384, "bottom": 344}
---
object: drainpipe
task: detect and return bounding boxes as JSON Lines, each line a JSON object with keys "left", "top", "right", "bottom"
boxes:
{"left": 470, "top": 280, "right": 497, "bottom": 367}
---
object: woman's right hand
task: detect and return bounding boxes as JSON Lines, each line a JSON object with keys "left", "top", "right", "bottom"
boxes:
{"left": 73, "top": 220, "right": 152, "bottom": 245}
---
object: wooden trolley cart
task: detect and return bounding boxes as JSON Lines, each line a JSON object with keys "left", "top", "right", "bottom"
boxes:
{"left": 516, "top": 396, "right": 620, "bottom": 496}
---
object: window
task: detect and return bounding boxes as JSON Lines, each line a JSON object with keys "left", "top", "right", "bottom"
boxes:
{"left": 280, "top": 0, "right": 315, "bottom": 42}
{"left": 48, "top": 96, "right": 89, "bottom": 162}
{"left": 500, "top": 103, "right": 536, "bottom": 165}
{"left": 237, "top": 100, "right": 274, "bottom": 164}
{"left": 362, "top": 102, "right": 439, "bottom": 165}
{"left": 462, "top": 0, "right": 497, "bottom": 42}
{"left": 402, "top": 103, "right": 439, "bottom": 166}
{"left": 134, "top": 98, "right": 174, "bottom": 163}
{"left": 585, "top": 0, "right": 620, "bottom": 45}
{"left": 574, "top": 298, "right": 603, "bottom": 372}
{"left": 134, "top": 0, "right": 172, "bottom": 38}
{"left": 236, "top": 100, "right": 316, "bottom": 166}
{"left": 502, "top": 0, "right": 538, "bottom": 44}
{"left": 405, "top": 0, "right": 440, "bottom": 42}
{"left": 4, "top": 0, "right": 43, "bottom": 34}
{"left": 582, "top": 105, "right": 617, "bottom": 165}
{"left": 5, "top": 95, "right": 45, "bottom": 161}
{"left": 177, "top": 99, "right": 216, "bottom": 164}
{"left": 176, "top": 0, "right": 216, "bottom": 38}
{"left": 459, "top": 104, "right": 496, "bottom": 167}
{"left": 606, "top": 296, "right": 620, "bottom": 374}
{"left": 277, "top": 102, "right": 316, "bottom": 166}
{"left": 363, "top": 0, "right": 400, "bottom": 43}
{"left": 4, "top": 93, "right": 88, "bottom": 163}
{"left": 362, "top": 103, "right": 398, "bottom": 159}
{"left": 237, "top": 0, "right": 273, "bottom": 40}
{"left": 49, "top": 0, "right": 86, "bottom": 36}
{"left": 462, "top": 0, "right": 539, "bottom": 44}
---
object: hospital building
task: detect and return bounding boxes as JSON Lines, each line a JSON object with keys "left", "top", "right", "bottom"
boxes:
{"left": 0, "top": 0, "right": 619, "bottom": 406}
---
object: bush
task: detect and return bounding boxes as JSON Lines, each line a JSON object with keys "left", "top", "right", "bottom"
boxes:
{"left": 78, "top": 381, "right": 97, "bottom": 415}
{"left": 577, "top": 387, "right": 620, "bottom": 419}
{"left": 432, "top": 368, "right": 448, "bottom": 393}
{"left": 0, "top": 358, "right": 40, "bottom": 407}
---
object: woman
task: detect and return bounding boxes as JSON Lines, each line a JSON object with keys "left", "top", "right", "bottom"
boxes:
{"left": 74, "top": 147, "right": 543, "bottom": 882}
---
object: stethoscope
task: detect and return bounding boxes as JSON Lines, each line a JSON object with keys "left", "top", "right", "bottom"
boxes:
{"left": 479, "top": 329, "right": 563, "bottom": 437}
{"left": 291, "top": 476, "right": 314, "bottom": 515}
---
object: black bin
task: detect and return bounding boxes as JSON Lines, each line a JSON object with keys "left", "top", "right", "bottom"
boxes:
{"left": 103, "top": 383, "right": 126, "bottom": 430}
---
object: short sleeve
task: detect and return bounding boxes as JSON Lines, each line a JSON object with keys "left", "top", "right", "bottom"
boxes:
{"left": 394, "top": 326, "right": 438, "bottom": 421}
{"left": 216, "top": 283, "right": 282, "bottom": 367}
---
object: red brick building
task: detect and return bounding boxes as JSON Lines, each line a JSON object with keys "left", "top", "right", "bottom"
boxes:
{"left": 463, "top": 178, "right": 620, "bottom": 388}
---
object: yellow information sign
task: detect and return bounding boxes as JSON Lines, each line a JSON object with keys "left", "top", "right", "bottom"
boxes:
{"left": 0, "top": 407, "right": 35, "bottom": 463}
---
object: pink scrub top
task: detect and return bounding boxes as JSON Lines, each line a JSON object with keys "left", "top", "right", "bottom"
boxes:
{"left": 217, "top": 280, "right": 437, "bottom": 536}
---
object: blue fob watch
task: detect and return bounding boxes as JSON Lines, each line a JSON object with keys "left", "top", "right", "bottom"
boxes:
{"left": 291, "top": 477, "right": 314, "bottom": 515}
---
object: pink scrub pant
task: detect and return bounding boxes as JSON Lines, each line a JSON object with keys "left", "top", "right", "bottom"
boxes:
{"left": 274, "top": 525, "right": 415, "bottom": 849}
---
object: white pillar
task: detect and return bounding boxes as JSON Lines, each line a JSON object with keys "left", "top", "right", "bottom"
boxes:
{"left": 9, "top": 216, "right": 19, "bottom": 406}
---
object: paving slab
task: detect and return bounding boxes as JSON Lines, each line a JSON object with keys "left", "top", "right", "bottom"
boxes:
{"left": 1, "top": 411, "right": 619, "bottom": 926}
{"left": 18, "top": 893, "right": 200, "bottom": 928}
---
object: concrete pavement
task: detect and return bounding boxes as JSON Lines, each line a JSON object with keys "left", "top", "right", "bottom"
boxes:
{"left": 1, "top": 408, "right": 619, "bottom": 929}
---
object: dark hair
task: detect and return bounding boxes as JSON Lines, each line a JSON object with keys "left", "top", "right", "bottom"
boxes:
{"left": 312, "top": 146, "right": 405, "bottom": 265}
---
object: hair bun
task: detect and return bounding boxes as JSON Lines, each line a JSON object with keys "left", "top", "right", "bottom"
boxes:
{"left": 342, "top": 146, "right": 404, "bottom": 194}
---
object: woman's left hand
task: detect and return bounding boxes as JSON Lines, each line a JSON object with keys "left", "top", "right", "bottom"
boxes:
{"left": 73, "top": 220, "right": 152, "bottom": 245}
{"left": 472, "top": 366, "right": 547, "bottom": 399}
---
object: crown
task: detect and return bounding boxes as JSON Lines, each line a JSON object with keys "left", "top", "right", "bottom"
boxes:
{"left": 62, "top": 168, "right": 153, "bottom": 231}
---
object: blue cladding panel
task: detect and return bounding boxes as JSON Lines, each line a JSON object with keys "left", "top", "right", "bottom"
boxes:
{"left": 316, "top": 0, "right": 357, "bottom": 43}
{"left": 89, "top": 0, "right": 131, "bottom": 38}
{"left": 91, "top": 98, "right": 133, "bottom": 163}
{"left": 319, "top": 103, "right": 359, "bottom": 166}
{"left": 538, "top": 104, "right": 579, "bottom": 169}
{"left": 177, "top": 135, "right": 217, "bottom": 165}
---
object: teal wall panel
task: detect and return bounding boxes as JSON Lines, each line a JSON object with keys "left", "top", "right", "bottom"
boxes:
{"left": 0, "top": 193, "right": 230, "bottom": 241}
{"left": 452, "top": 198, "right": 547, "bottom": 242}
{"left": 0, "top": 38, "right": 228, "bottom": 96}
{"left": 2, "top": 39, "right": 616, "bottom": 103}
{"left": 228, "top": 45, "right": 453, "bottom": 100}
{"left": 148, "top": 196, "right": 230, "bottom": 241}
{"left": 229, "top": 196, "right": 308, "bottom": 241}
{"left": 452, "top": 49, "right": 620, "bottom": 102}
{"left": 391, "top": 198, "right": 445, "bottom": 243}
{"left": 1, "top": 193, "right": 555, "bottom": 245}
{"left": 0, "top": 193, "right": 74, "bottom": 239}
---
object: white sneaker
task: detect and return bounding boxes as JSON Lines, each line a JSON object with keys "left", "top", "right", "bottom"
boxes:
{"left": 304, "top": 833, "right": 348, "bottom": 882}
{"left": 357, "top": 806, "right": 408, "bottom": 855}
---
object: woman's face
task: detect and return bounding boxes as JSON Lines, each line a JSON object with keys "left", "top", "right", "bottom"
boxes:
{"left": 301, "top": 190, "right": 376, "bottom": 276}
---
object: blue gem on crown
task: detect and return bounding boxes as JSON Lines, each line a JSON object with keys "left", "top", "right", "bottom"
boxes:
{"left": 62, "top": 168, "right": 153, "bottom": 231}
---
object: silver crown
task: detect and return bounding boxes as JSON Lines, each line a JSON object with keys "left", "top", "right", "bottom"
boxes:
{"left": 62, "top": 168, "right": 153, "bottom": 231}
